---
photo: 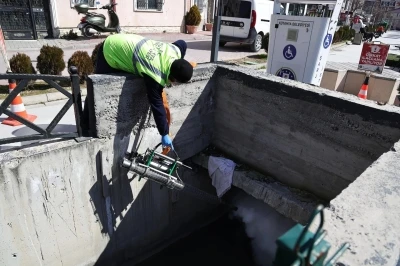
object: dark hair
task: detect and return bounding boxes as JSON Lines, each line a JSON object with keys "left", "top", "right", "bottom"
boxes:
{"left": 169, "top": 59, "right": 193, "bottom": 83}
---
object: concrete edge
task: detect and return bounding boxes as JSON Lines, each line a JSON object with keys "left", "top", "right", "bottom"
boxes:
{"left": 191, "top": 153, "right": 324, "bottom": 224}
{"left": 0, "top": 88, "right": 87, "bottom": 107}
{"left": 6, "top": 35, "right": 213, "bottom": 53}
{"left": 216, "top": 64, "right": 400, "bottom": 114}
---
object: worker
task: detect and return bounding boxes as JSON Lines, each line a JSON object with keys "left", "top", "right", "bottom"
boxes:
{"left": 377, "top": 25, "right": 384, "bottom": 36}
{"left": 81, "top": 34, "right": 194, "bottom": 151}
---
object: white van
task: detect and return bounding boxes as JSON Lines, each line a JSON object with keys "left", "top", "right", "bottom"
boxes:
{"left": 219, "top": 0, "right": 275, "bottom": 52}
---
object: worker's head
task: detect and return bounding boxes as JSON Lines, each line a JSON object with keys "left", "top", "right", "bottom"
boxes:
{"left": 169, "top": 59, "right": 193, "bottom": 83}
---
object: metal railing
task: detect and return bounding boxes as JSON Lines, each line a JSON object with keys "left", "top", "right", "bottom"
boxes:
{"left": 0, "top": 66, "right": 85, "bottom": 146}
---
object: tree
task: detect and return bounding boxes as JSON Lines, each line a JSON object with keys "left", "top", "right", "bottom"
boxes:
{"left": 350, "top": 0, "right": 364, "bottom": 12}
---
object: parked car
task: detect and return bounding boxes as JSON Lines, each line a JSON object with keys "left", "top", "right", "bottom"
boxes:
{"left": 219, "top": 0, "right": 275, "bottom": 52}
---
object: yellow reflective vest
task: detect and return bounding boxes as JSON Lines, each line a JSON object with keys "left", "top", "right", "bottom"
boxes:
{"left": 103, "top": 34, "right": 181, "bottom": 87}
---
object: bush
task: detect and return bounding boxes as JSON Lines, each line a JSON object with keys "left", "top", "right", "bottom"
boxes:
{"left": 68, "top": 51, "right": 94, "bottom": 84}
{"left": 262, "top": 33, "right": 269, "bottom": 53}
{"left": 91, "top": 41, "right": 104, "bottom": 70}
{"left": 9, "top": 53, "right": 36, "bottom": 75}
{"left": 185, "top": 5, "right": 201, "bottom": 26}
{"left": 60, "top": 29, "right": 79, "bottom": 40}
{"left": 332, "top": 26, "right": 355, "bottom": 44}
{"left": 385, "top": 54, "right": 400, "bottom": 68}
{"left": 37, "top": 45, "right": 66, "bottom": 75}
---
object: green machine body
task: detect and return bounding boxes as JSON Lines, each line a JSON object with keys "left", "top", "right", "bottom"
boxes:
{"left": 273, "top": 205, "right": 350, "bottom": 266}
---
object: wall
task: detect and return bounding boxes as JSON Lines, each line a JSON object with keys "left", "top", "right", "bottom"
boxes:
{"left": 56, "top": 0, "right": 185, "bottom": 33}
{"left": 2, "top": 64, "right": 400, "bottom": 265}
{"left": 311, "top": 140, "right": 400, "bottom": 266}
{"left": 211, "top": 66, "right": 400, "bottom": 201}
{"left": 0, "top": 66, "right": 218, "bottom": 266}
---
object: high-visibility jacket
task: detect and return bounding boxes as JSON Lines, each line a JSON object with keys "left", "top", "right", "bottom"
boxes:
{"left": 103, "top": 34, "right": 181, "bottom": 87}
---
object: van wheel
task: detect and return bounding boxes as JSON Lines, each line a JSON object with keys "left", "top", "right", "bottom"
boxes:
{"left": 250, "top": 34, "right": 262, "bottom": 52}
{"left": 219, "top": 41, "right": 227, "bottom": 47}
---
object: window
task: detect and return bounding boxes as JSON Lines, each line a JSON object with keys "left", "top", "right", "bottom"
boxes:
{"left": 71, "top": 0, "right": 97, "bottom": 8}
{"left": 136, "top": 0, "right": 164, "bottom": 11}
{"left": 222, "top": 0, "right": 251, "bottom": 19}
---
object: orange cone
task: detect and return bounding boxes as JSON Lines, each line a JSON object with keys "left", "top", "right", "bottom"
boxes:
{"left": 2, "top": 79, "right": 37, "bottom": 126}
{"left": 358, "top": 75, "right": 369, "bottom": 99}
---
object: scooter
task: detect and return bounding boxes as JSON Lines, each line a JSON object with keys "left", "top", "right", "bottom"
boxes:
{"left": 75, "top": 3, "right": 121, "bottom": 38}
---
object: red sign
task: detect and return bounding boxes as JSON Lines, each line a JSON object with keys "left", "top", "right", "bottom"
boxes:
{"left": 357, "top": 43, "right": 390, "bottom": 74}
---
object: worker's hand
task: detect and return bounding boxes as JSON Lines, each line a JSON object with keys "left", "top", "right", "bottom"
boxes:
{"left": 161, "top": 134, "right": 174, "bottom": 150}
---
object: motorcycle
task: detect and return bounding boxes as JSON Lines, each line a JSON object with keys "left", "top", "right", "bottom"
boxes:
{"left": 75, "top": 3, "right": 121, "bottom": 38}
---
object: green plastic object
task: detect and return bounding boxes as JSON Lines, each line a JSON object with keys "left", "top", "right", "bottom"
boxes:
{"left": 273, "top": 205, "right": 350, "bottom": 266}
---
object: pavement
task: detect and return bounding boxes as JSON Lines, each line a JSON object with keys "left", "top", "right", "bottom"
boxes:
{"left": 0, "top": 31, "right": 265, "bottom": 79}
{"left": 1, "top": 30, "right": 399, "bottom": 151}
{"left": 328, "top": 31, "right": 400, "bottom": 62}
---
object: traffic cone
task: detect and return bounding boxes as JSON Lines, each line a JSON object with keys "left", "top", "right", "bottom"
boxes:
{"left": 2, "top": 79, "right": 37, "bottom": 126}
{"left": 358, "top": 75, "right": 369, "bottom": 99}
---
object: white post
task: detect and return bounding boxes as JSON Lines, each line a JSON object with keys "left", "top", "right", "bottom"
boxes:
{"left": 285, "top": 3, "right": 290, "bottom": 14}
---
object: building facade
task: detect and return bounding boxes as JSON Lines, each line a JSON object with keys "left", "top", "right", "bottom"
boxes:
{"left": 0, "top": 0, "right": 211, "bottom": 40}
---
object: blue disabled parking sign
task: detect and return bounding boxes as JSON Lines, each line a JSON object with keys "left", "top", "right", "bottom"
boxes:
{"left": 323, "top": 34, "right": 332, "bottom": 49}
{"left": 283, "top": 45, "right": 296, "bottom": 60}
{"left": 276, "top": 67, "right": 296, "bottom": 80}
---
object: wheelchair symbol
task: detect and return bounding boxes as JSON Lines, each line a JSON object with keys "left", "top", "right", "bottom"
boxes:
{"left": 323, "top": 34, "right": 332, "bottom": 49}
{"left": 276, "top": 67, "right": 296, "bottom": 80}
{"left": 283, "top": 45, "right": 296, "bottom": 60}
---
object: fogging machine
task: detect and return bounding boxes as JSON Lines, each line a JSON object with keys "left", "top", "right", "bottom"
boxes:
{"left": 121, "top": 143, "right": 191, "bottom": 190}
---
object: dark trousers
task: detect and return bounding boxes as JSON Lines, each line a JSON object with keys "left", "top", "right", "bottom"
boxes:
{"left": 81, "top": 43, "right": 124, "bottom": 132}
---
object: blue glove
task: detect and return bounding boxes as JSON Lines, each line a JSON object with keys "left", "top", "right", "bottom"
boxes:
{"left": 161, "top": 134, "right": 174, "bottom": 150}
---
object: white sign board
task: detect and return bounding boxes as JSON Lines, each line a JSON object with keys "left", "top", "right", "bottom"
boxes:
{"left": 267, "top": 0, "right": 344, "bottom": 86}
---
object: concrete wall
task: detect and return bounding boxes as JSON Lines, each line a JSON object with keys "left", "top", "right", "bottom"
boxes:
{"left": 0, "top": 66, "right": 218, "bottom": 266}
{"left": 320, "top": 69, "right": 347, "bottom": 92}
{"left": 2, "top": 64, "right": 400, "bottom": 265}
{"left": 311, "top": 140, "right": 400, "bottom": 266}
{"left": 211, "top": 66, "right": 400, "bottom": 201}
{"left": 56, "top": 0, "right": 185, "bottom": 33}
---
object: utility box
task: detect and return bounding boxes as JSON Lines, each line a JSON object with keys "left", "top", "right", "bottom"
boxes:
{"left": 266, "top": 0, "right": 343, "bottom": 86}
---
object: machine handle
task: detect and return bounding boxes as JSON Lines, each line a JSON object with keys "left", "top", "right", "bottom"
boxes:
{"left": 153, "top": 143, "right": 179, "bottom": 159}
{"left": 294, "top": 205, "right": 325, "bottom": 262}
{"left": 325, "top": 242, "right": 350, "bottom": 266}
{"left": 152, "top": 143, "right": 192, "bottom": 170}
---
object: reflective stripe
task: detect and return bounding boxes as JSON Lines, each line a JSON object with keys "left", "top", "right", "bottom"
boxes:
{"left": 132, "top": 38, "right": 168, "bottom": 81}
{"left": 170, "top": 44, "right": 180, "bottom": 58}
{"left": 10, "top": 103, "right": 25, "bottom": 113}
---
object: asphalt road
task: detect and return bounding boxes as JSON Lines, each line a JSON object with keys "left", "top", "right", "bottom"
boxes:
{"left": 1, "top": 31, "right": 400, "bottom": 151}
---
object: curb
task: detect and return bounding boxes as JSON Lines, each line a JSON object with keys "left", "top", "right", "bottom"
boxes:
{"left": 6, "top": 34, "right": 213, "bottom": 53}
{"left": 331, "top": 41, "right": 349, "bottom": 49}
{"left": 0, "top": 88, "right": 87, "bottom": 107}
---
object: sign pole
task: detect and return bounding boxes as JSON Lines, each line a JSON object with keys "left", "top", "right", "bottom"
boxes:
{"left": 0, "top": 25, "right": 11, "bottom": 72}
{"left": 210, "top": 0, "right": 222, "bottom": 63}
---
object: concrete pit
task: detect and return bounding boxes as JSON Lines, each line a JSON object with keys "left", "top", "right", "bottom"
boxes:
{"left": 135, "top": 189, "right": 295, "bottom": 266}
{"left": 1, "top": 64, "right": 400, "bottom": 265}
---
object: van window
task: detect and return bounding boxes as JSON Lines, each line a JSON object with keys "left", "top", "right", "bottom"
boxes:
{"left": 222, "top": 0, "right": 251, "bottom": 19}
